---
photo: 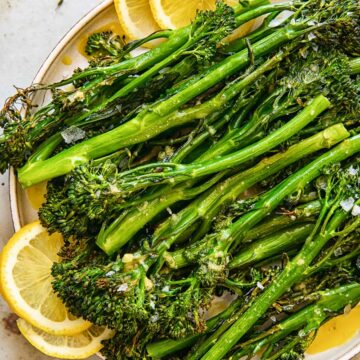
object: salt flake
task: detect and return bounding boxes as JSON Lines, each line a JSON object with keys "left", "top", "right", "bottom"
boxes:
{"left": 352, "top": 205, "right": 360, "bottom": 216}
{"left": 150, "top": 314, "right": 159, "bottom": 323}
{"left": 61, "top": 126, "right": 86, "bottom": 144}
{"left": 117, "top": 283, "right": 128, "bottom": 292}
{"left": 348, "top": 166, "right": 358, "bottom": 176}
{"left": 340, "top": 197, "right": 355, "bottom": 212}
{"left": 256, "top": 282, "right": 264, "bottom": 290}
{"left": 308, "top": 32, "right": 316, "bottom": 41}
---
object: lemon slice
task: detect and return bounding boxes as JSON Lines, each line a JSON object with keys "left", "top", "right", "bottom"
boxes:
{"left": 25, "top": 181, "right": 47, "bottom": 210}
{"left": 0, "top": 221, "right": 91, "bottom": 335}
{"left": 150, "top": 0, "right": 254, "bottom": 42}
{"left": 17, "top": 319, "right": 114, "bottom": 359}
{"left": 114, "top": 0, "right": 161, "bottom": 40}
{"left": 150, "top": 0, "right": 236, "bottom": 29}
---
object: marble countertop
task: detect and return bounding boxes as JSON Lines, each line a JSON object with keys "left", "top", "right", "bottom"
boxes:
{"left": 0, "top": 1, "right": 102, "bottom": 358}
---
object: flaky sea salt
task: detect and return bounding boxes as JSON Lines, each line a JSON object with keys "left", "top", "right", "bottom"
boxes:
{"left": 268, "top": 10, "right": 293, "bottom": 28}
{"left": 351, "top": 205, "right": 360, "bottom": 216}
{"left": 150, "top": 314, "right": 159, "bottom": 323}
{"left": 340, "top": 197, "right": 355, "bottom": 212}
{"left": 308, "top": 32, "right": 316, "bottom": 41}
{"left": 257, "top": 282, "right": 264, "bottom": 290}
{"left": 348, "top": 166, "right": 358, "bottom": 176}
{"left": 117, "top": 283, "right": 128, "bottom": 292}
{"left": 61, "top": 126, "right": 86, "bottom": 144}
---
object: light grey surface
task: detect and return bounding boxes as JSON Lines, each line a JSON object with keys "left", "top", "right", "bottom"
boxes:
{"left": 0, "top": 1, "right": 103, "bottom": 358}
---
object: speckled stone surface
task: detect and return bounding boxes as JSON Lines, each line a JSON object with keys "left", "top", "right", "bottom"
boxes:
{"left": 0, "top": 1, "right": 102, "bottom": 358}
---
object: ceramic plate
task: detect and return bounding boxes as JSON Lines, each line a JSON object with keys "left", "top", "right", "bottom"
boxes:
{"left": 8, "top": 1, "right": 360, "bottom": 359}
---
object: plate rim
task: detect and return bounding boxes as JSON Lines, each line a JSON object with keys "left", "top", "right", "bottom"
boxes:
{"left": 7, "top": 2, "right": 360, "bottom": 359}
{"left": 9, "top": 0, "right": 113, "bottom": 233}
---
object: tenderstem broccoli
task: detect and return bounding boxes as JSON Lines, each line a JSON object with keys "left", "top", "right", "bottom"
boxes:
{"left": 201, "top": 165, "right": 360, "bottom": 359}
{"left": 1, "top": 1, "right": 360, "bottom": 358}
{"left": 14, "top": 0, "right": 359, "bottom": 187}
{"left": 50, "top": 125, "right": 349, "bottom": 335}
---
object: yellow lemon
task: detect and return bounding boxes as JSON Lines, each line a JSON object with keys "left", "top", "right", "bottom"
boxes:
{"left": 114, "top": 0, "right": 161, "bottom": 41}
{"left": 25, "top": 181, "right": 47, "bottom": 210}
{"left": 0, "top": 221, "right": 91, "bottom": 335}
{"left": 150, "top": 0, "right": 254, "bottom": 44}
{"left": 17, "top": 319, "right": 114, "bottom": 359}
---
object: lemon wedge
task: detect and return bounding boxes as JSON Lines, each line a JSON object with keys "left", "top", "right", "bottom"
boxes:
{"left": 17, "top": 319, "right": 114, "bottom": 359}
{"left": 114, "top": 0, "right": 161, "bottom": 40}
{"left": 0, "top": 221, "right": 91, "bottom": 335}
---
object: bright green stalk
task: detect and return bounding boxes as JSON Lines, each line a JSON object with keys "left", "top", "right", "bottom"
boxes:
{"left": 54, "top": 0, "right": 269, "bottom": 80}
{"left": 96, "top": 96, "right": 332, "bottom": 254}
{"left": 163, "top": 124, "right": 348, "bottom": 268}
{"left": 171, "top": 84, "right": 266, "bottom": 163}
{"left": 95, "top": 86, "right": 264, "bottom": 252}
{"left": 228, "top": 136, "right": 360, "bottom": 247}
{"left": 200, "top": 209, "right": 355, "bottom": 359}
{"left": 25, "top": 55, "right": 198, "bottom": 164}
{"left": 113, "top": 95, "right": 330, "bottom": 203}
{"left": 350, "top": 58, "right": 360, "bottom": 74}
{"left": 14, "top": 1, "right": 273, "bottom": 167}
{"left": 224, "top": 10, "right": 280, "bottom": 53}
{"left": 148, "top": 275, "right": 360, "bottom": 360}
{"left": 97, "top": 171, "right": 225, "bottom": 252}
{"left": 241, "top": 200, "right": 321, "bottom": 242}
{"left": 229, "top": 223, "right": 314, "bottom": 269}
{"left": 19, "top": 23, "right": 312, "bottom": 187}
{"left": 165, "top": 134, "right": 360, "bottom": 274}
{"left": 231, "top": 283, "right": 360, "bottom": 359}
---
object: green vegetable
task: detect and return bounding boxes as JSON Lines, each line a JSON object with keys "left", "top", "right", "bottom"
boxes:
{"left": 201, "top": 162, "right": 360, "bottom": 359}
{"left": 15, "top": 0, "right": 358, "bottom": 186}
{"left": 1, "top": 1, "right": 359, "bottom": 358}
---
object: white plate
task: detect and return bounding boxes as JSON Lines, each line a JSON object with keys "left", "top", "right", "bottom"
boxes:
{"left": 8, "top": 1, "right": 360, "bottom": 359}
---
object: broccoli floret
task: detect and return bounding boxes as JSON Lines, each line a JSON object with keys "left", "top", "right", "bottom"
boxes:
{"left": 85, "top": 31, "right": 126, "bottom": 58}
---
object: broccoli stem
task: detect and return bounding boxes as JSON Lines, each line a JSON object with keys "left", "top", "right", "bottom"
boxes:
{"left": 96, "top": 171, "right": 226, "bottom": 252}
{"left": 96, "top": 98, "right": 334, "bottom": 255}
{"left": 26, "top": 55, "right": 198, "bottom": 164}
{"left": 224, "top": 10, "right": 280, "bottom": 53}
{"left": 164, "top": 124, "right": 348, "bottom": 268}
{"left": 228, "top": 136, "right": 360, "bottom": 248}
{"left": 19, "top": 1, "right": 278, "bottom": 164}
{"left": 18, "top": 23, "right": 313, "bottom": 187}
{"left": 146, "top": 297, "right": 243, "bottom": 359}
{"left": 166, "top": 133, "right": 360, "bottom": 275}
{"left": 350, "top": 57, "right": 360, "bottom": 74}
{"left": 54, "top": 0, "right": 270, "bottom": 82}
{"left": 95, "top": 88, "right": 263, "bottom": 252}
{"left": 229, "top": 223, "right": 314, "bottom": 269}
{"left": 200, "top": 208, "right": 353, "bottom": 359}
{"left": 147, "top": 281, "right": 360, "bottom": 360}
{"left": 112, "top": 95, "right": 331, "bottom": 198}
{"left": 242, "top": 200, "right": 321, "bottom": 241}
{"left": 231, "top": 283, "right": 360, "bottom": 359}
